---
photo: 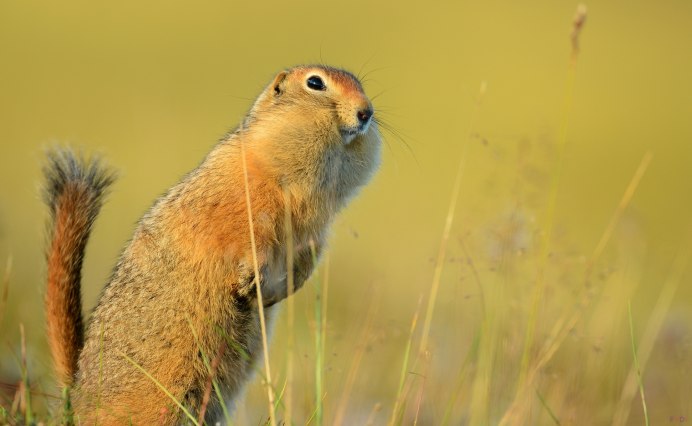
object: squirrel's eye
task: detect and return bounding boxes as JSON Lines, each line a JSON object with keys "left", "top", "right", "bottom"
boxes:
{"left": 306, "top": 75, "right": 326, "bottom": 91}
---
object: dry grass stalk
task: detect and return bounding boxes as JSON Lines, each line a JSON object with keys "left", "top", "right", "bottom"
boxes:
{"left": 239, "top": 140, "right": 277, "bottom": 426}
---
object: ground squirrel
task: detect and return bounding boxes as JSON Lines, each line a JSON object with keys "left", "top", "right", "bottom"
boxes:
{"left": 42, "top": 65, "right": 381, "bottom": 424}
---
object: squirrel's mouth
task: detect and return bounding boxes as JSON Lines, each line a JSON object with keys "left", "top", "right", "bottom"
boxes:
{"left": 340, "top": 122, "right": 371, "bottom": 145}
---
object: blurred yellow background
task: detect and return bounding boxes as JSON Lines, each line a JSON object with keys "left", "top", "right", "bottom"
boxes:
{"left": 1, "top": 0, "right": 691, "bottom": 424}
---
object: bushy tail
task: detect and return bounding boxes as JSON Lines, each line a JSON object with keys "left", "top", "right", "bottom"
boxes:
{"left": 43, "top": 149, "right": 115, "bottom": 386}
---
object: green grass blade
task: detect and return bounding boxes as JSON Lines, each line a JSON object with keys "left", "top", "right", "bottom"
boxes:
{"left": 19, "top": 324, "right": 33, "bottom": 425}
{"left": 389, "top": 296, "right": 422, "bottom": 426}
{"left": 309, "top": 241, "right": 324, "bottom": 426}
{"left": 118, "top": 350, "right": 199, "bottom": 426}
{"left": 628, "top": 301, "right": 649, "bottom": 426}
{"left": 536, "top": 389, "right": 561, "bottom": 425}
{"left": 187, "top": 317, "right": 232, "bottom": 425}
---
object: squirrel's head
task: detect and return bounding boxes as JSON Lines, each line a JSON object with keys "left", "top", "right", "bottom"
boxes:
{"left": 245, "top": 65, "right": 381, "bottom": 208}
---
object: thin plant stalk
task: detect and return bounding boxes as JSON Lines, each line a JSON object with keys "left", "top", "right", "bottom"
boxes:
{"left": 198, "top": 342, "right": 229, "bottom": 425}
{"left": 10, "top": 382, "right": 20, "bottom": 417}
{"left": 388, "top": 296, "right": 423, "bottom": 426}
{"left": 308, "top": 241, "right": 323, "bottom": 426}
{"left": 118, "top": 350, "right": 198, "bottom": 425}
{"left": 412, "top": 369, "right": 427, "bottom": 426}
{"left": 273, "top": 378, "right": 288, "bottom": 414}
{"left": 611, "top": 237, "right": 691, "bottom": 425}
{"left": 61, "top": 386, "right": 74, "bottom": 426}
{"left": 516, "top": 2, "right": 587, "bottom": 395}
{"left": 441, "top": 330, "right": 480, "bottom": 425}
{"left": 239, "top": 141, "right": 277, "bottom": 426}
{"left": 533, "top": 152, "right": 652, "bottom": 372}
{"left": 305, "top": 393, "right": 328, "bottom": 425}
{"left": 536, "top": 389, "right": 561, "bottom": 425}
{"left": 214, "top": 325, "right": 284, "bottom": 412}
{"left": 321, "top": 252, "right": 330, "bottom": 394}
{"left": 591, "top": 152, "right": 652, "bottom": 264}
{"left": 441, "top": 240, "right": 486, "bottom": 424}
{"left": 499, "top": 150, "right": 652, "bottom": 425}
{"left": 418, "top": 81, "right": 486, "bottom": 357}
{"left": 283, "top": 187, "right": 295, "bottom": 426}
{"left": 333, "top": 292, "right": 379, "bottom": 425}
{"left": 19, "top": 324, "right": 33, "bottom": 424}
{"left": 187, "top": 318, "right": 231, "bottom": 425}
{"left": 0, "top": 257, "right": 11, "bottom": 332}
{"left": 627, "top": 301, "right": 649, "bottom": 426}
{"left": 98, "top": 323, "right": 105, "bottom": 418}
{"left": 468, "top": 301, "right": 497, "bottom": 424}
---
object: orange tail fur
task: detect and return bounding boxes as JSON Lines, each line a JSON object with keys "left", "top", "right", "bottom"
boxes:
{"left": 43, "top": 149, "right": 115, "bottom": 386}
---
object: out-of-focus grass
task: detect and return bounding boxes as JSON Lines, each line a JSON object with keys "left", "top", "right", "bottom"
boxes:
{"left": 2, "top": 1, "right": 692, "bottom": 425}
{"left": 1, "top": 131, "right": 689, "bottom": 425}
{"left": 628, "top": 300, "right": 649, "bottom": 426}
{"left": 0, "top": 258, "right": 10, "bottom": 336}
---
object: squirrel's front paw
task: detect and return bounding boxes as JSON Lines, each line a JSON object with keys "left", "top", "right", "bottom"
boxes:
{"left": 235, "top": 264, "right": 259, "bottom": 300}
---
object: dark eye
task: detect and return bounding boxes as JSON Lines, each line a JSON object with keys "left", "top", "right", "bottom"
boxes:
{"left": 306, "top": 75, "right": 326, "bottom": 91}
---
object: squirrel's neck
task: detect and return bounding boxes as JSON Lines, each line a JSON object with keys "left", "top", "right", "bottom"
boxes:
{"left": 147, "top": 136, "right": 334, "bottom": 265}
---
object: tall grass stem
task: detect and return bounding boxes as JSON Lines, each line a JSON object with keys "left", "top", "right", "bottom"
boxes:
{"left": 309, "top": 241, "right": 324, "bottom": 426}
{"left": 239, "top": 141, "right": 277, "bottom": 426}
{"left": 627, "top": 301, "right": 649, "bottom": 426}
{"left": 517, "top": 3, "right": 587, "bottom": 394}
{"left": 418, "top": 80, "right": 487, "bottom": 356}
{"left": 283, "top": 187, "right": 296, "bottom": 426}
{"left": 118, "top": 350, "right": 198, "bottom": 425}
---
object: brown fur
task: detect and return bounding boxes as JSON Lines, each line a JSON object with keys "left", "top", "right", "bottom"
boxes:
{"left": 43, "top": 152, "right": 115, "bottom": 387}
{"left": 42, "top": 65, "right": 381, "bottom": 424}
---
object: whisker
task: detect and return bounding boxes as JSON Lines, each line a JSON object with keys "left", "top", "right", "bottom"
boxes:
{"left": 358, "top": 50, "right": 381, "bottom": 81}
{"left": 360, "top": 65, "right": 395, "bottom": 83}
{"left": 373, "top": 117, "right": 419, "bottom": 165}
{"left": 370, "top": 89, "right": 391, "bottom": 103}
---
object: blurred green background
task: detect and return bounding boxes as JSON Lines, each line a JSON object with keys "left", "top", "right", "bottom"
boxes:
{"left": 1, "top": 0, "right": 691, "bottom": 424}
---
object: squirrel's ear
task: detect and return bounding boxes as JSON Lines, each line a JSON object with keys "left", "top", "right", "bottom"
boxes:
{"left": 271, "top": 71, "right": 289, "bottom": 97}
{"left": 252, "top": 70, "right": 290, "bottom": 113}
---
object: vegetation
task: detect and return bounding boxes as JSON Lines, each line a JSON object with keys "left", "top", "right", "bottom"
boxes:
{"left": 1, "top": 2, "right": 691, "bottom": 425}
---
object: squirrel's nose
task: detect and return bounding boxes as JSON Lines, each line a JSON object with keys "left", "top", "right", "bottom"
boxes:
{"left": 357, "top": 108, "right": 373, "bottom": 125}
